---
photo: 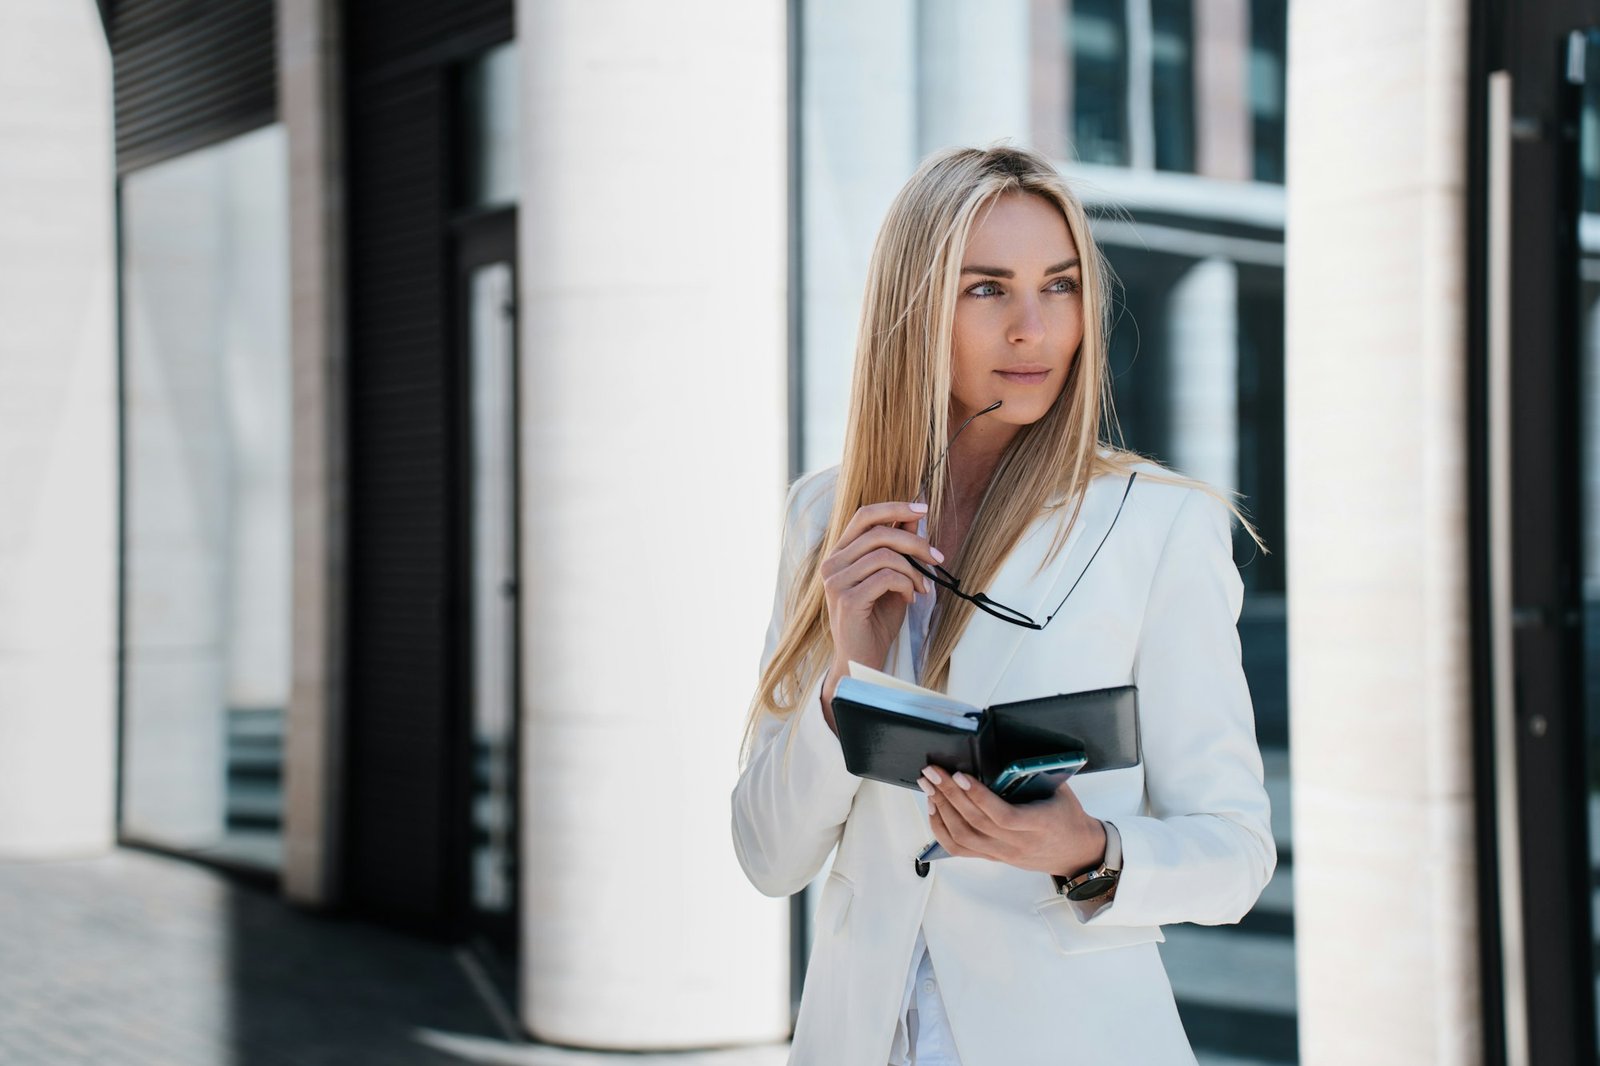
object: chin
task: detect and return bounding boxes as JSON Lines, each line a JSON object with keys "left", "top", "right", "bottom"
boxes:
{"left": 999, "top": 391, "right": 1067, "bottom": 427}
{"left": 1002, "top": 406, "right": 1054, "bottom": 428}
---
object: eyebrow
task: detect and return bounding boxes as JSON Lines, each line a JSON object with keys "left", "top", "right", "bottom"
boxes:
{"left": 960, "top": 258, "right": 1080, "bottom": 279}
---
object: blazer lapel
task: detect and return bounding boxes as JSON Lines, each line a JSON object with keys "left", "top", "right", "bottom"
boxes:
{"left": 944, "top": 472, "right": 1132, "bottom": 712}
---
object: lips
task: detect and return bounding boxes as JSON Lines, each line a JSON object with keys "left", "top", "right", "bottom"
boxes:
{"left": 995, "top": 365, "right": 1052, "bottom": 383}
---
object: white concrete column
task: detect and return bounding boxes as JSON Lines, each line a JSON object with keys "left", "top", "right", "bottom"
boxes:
{"left": 916, "top": 0, "right": 1032, "bottom": 157}
{"left": 279, "top": 0, "right": 348, "bottom": 907}
{"left": 1167, "top": 256, "right": 1238, "bottom": 492}
{"left": 1285, "top": 2, "right": 1479, "bottom": 1064}
{"left": 516, "top": 0, "right": 789, "bottom": 1048}
{"left": 801, "top": 0, "right": 919, "bottom": 469}
{"left": 0, "top": 1, "right": 117, "bottom": 858}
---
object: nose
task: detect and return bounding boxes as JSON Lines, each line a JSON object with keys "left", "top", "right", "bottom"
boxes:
{"left": 1007, "top": 292, "right": 1045, "bottom": 346}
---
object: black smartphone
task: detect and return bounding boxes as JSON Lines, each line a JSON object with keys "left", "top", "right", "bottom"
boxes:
{"left": 991, "top": 751, "right": 1089, "bottom": 803}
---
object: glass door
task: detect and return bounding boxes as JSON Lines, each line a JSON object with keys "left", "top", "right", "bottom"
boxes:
{"left": 1482, "top": 14, "right": 1600, "bottom": 1064}
{"left": 1577, "top": 30, "right": 1600, "bottom": 1056}
{"left": 455, "top": 211, "right": 520, "bottom": 960}
{"left": 450, "top": 41, "right": 520, "bottom": 991}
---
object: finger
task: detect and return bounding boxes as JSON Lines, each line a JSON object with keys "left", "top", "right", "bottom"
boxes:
{"left": 930, "top": 792, "right": 995, "bottom": 859}
{"left": 826, "top": 525, "right": 945, "bottom": 575}
{"left": 840, "top": 567, "right": 918, "bottom": 610}
{"left": 928, "top": 800, "right": 986, "bottom": 859}
{"left": 832, "top": 546, "right": 934, "bottom": 598}
{"left": 925, "top": 801, "right": 961, "bottom": 856}
{"left": 837, "top": 502, "right": 930, "bottom": 550}
{"left": 926, "top": 767, "right": 1018, "bottom": 837}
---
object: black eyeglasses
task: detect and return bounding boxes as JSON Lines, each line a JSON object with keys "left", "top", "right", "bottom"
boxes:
{"left": 900, "top": 401, "right": 1138, "bottom": 631}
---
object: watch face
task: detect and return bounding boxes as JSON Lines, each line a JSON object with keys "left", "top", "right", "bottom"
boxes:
{"left": 1065, "top": 873, "right": 1117, "bottom": 902}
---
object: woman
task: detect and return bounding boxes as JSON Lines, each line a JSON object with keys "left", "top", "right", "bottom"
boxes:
{"left": 730, "top": 145, "right": 1276, "bottom": 1066}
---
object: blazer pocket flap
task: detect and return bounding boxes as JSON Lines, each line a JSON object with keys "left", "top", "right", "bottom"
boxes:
{"left": 817, "top": 870, "right": 855, "bottom": 936}
{"left": 1033, "top": 896, "right": 1164, "bottom": 955}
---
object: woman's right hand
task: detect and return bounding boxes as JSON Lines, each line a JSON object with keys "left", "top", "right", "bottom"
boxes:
{"left": 818, "top": 501, "right": 945, "bottom": 732}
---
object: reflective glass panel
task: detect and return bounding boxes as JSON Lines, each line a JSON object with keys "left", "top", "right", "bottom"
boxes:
{"left": 469, "top": 261, "right": 518, "bottom": 916}
{"left": 120, "top": 124, "right": 290, "bottom": 872}
{"left": 1074, "top": 0, "right": 1130, "bottom": 166}
{"left": 1579, "top": 30, "right": 1600, "bottom": 1052}
{"left": 461, "top": 42, "right": 520, "bottom": 209}
{"left": 1151, "top": 0, "right": 1195, "bottom": 173}
{"left": 1249, "top": 0, "right": 1287, "bottom": 184}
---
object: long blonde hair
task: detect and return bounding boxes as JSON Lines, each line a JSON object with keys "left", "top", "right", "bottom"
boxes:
{"left": 743, "top": 144, "right": 1265, "bottom": 750}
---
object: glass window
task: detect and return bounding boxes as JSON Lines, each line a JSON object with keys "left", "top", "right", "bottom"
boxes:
{"left": 1073, "top": 0, "right": 1130, "bottom": 166}
{"left": 460, "top": 41, "right": 520, "bottom": 209}
{"left": 1584, "top": 68, "right": 1600, "bottom": 215}
{"left": 1099, "top": 247, "right": 1295, "bottom": 1060}
{"left": 120, "top": 124, "right": 290, "bottom": 873}
{"left": 1150, "top": 0, "right": 1196, "bottom": 173}
{"left": 1249, "top": 0, "right": 1287, "bottom": 184}
{"left": 468, "top": 260, "right": 517, "bottom": 918}
{"left": 1237, "top": 265, "right": 1286, "bottom": 597}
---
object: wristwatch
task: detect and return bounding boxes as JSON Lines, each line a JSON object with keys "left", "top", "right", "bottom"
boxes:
{"left": 1053, "top": 820, "right": 1122, "bottom": 902}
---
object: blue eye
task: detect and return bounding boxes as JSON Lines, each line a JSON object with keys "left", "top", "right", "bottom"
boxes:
{"left": 1049, "top": 277, "right": 1081, "bottom": 294}
{"left": 968, "top": 281, "right": 1002, "bottom": 298}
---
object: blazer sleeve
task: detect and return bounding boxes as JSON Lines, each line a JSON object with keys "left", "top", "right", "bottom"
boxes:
{"left": 729, "top": 471, "right": 864, "bottom": 898}
{"left": 1067, "top": 487, "right": 1277, "bottom": 927}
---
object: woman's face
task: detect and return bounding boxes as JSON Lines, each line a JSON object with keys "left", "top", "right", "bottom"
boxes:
{"left": 949, "top": 191, "right": 1084, "bottom": 429}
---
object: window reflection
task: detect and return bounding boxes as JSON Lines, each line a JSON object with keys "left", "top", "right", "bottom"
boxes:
{"left": 1249, "top": 0, "right": 1287, "bottom": 184}
{"left": 1073, "top": 0, "right": 1130, "bottom": 166}
{"left": 1578, "top": 32, "right": 1600, "bottom": 1054}
{"left": 1151, "top": 0, "right": 1195, "bottom": 173}
{"left": 120, "top": 124, "right": 290, "bottom": 872}
{"left": 460, "top": 42, "right": 520, "bottom": 210}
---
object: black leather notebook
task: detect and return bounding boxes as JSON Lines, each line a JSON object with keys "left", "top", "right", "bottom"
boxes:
{"left": 830, "top": 665, "right": 1140, "bottom": 794}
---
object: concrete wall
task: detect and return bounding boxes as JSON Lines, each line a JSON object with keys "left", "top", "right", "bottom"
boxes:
{"left": 1284, "top": 2, "right": 1480, "bottom": 1062}
{"left": 514, "top": 0, "right": 791, "bottom": 1047}
{"left": 0, "top": 0, "right": 117, "bottom": 858}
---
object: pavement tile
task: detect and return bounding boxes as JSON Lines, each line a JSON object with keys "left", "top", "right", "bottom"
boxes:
{"left": 0, "top": 849, "right": 787, "bottom": 1066}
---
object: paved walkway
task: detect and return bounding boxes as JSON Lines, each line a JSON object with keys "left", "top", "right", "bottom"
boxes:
{"left": 0, "top": 848, "right": 787, "bottom": 1066}
{"left": 0, "top": 846, "right": 1289, "bottom": 1065}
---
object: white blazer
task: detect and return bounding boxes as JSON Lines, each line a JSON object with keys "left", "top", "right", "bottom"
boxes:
{"left": 731, "top": 461, "right": 1276, "bottom": 1066}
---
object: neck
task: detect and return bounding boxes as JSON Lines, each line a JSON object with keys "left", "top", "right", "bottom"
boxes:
{"left": 942, "top": 406, "right": 1021, "bottom": 511}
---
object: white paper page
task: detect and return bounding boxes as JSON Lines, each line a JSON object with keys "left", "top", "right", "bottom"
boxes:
{"left": 846, "top": 661, "right": 939, "bottom": 696}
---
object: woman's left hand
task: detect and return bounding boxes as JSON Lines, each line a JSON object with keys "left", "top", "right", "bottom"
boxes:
{"left": 919, "top": 766, "right": 1106, "bottom": 877}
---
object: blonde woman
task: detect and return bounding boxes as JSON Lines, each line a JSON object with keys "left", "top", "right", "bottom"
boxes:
{"left": 730, "top": 145, "right": 1276, "bottom": 1066}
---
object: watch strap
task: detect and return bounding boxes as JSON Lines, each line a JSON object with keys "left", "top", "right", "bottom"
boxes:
{"left": 1101, "top": 819, "right": 1122, "bottom": 871}
{"left": 1052, "top": 820, "right": 1122, "bottom": 900}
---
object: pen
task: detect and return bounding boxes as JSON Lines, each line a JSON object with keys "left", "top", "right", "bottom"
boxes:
{"left": 914, "top": 838, "right": 948, "bottom": 877}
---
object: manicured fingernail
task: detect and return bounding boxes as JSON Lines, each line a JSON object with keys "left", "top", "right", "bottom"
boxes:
{"left": 922, "top": 767, "right": 942, "bottom": 785}
{"left": 916, "top": 778, "right": 934, "bottom": 795}
{"left": 909, "top": 502, "right": 928, "bottom": 513}
{"left": 930, "top": 547, "right": 945, "bottom": 563}
{"left": 953, "top": 772, "right": 972, "bottom": 791}
{"left": 922, "top": 578, "right": 933, "bottom": 594}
